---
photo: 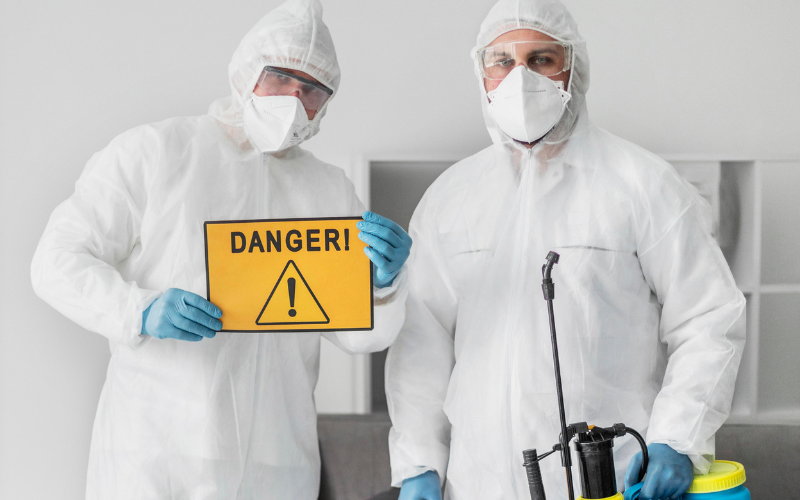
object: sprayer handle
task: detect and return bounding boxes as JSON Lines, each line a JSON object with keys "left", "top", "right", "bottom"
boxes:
{"left": 522, "top": 449, "right": 547, "bottom": 500}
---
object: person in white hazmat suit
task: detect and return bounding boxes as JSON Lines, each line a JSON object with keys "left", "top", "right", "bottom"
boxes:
{"left": 387, "top": 1, "right": 746, "bottom": 500}
{"left": 30, "top": 0, "right": 412, "bottom": 498}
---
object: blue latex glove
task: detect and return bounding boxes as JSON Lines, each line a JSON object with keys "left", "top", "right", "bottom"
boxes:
{"left": 624, "top": 444, "right": 694, "bottom": 500}
{"left": 142, "top": 288, "right": 223, "bottom": 342}
{"left": 399, "top": 470, "right": 442, "bottom": 500}
{"left": 357, "top": 211, "right": 412, "bottom": 288}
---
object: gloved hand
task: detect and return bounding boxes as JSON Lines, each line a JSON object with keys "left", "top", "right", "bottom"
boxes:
{"left": 357, "top": 211, "right": 412, "bottom": 288}
{"left": 142, "top": 288, "right": 223, "bottom": 341}
{"left": 624, "top": 443, "right": 694, "bottom": 500}
{"left": 399, "top": 470, "right": 442, "bottom": 500}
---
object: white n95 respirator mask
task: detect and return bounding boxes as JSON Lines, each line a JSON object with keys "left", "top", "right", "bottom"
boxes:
{"left": 487, "top": 65, "right": 572, "bottom": 143}
{"left": 243, "top": 95, "right": 311, "bottom": 153}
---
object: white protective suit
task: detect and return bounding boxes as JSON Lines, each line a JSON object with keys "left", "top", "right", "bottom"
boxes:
{"left": 30, "top": 1, "right": 407, "bottom": 498}
{"left": 385, "top": 0, "right": 746, "bottom": 499}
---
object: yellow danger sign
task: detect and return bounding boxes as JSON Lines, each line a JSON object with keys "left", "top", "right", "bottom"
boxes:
{"left": 204, "top": 217, "right": 373, "bottom": 332}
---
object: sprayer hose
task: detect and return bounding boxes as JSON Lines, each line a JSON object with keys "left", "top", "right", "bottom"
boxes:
{"left": 624, "top": 427, "right": 649, "bottom": 483}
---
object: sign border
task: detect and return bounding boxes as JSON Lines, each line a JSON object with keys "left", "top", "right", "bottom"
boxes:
{"left": 204, "top": 217, "right": 375, "bottom": 333}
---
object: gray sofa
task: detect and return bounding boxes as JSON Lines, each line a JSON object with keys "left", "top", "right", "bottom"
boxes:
{"left": 318, "top": 413, "right": 799, "bottom": 499}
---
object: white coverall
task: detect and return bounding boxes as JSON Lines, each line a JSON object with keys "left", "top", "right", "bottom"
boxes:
{"left": 30, "top": 0, "right": 407, "bottom": 498}
{"left": 385, "top": 0, "right": 746, "bottom": 499}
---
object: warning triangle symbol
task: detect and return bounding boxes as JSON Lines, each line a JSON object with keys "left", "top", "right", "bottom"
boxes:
{"left": 256, "top": 260, "right": 330, "bottom": 326}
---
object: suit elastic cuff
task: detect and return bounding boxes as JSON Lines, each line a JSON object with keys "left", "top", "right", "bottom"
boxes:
{"left": 389, "top": 430, "right": 449, "bottom": 488}
{"left": 125, "top": 286, "right": 162, "bottom": 348}
{"left": 374, "top": 265, "right": 408, "bottom": 306}
{"left": 686, "top": 452, "right": 714, "bottom": 475}
{"left": 391, "top": 465, "right": 442, "bottom": 488}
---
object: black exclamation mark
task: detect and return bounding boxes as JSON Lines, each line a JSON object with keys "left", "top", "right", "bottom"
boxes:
{"left": 344, "top": 228, "right": 350, "bottom": 251}
{"left": 288, "top": 277, "right": 296, "bottom": 317}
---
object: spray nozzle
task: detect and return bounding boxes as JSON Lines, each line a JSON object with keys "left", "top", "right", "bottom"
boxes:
{"left": 541, "top": 251, "right": 560, "bottom": 300}
{"left": 541, "top": 251, "right": 560, "bottom": 279}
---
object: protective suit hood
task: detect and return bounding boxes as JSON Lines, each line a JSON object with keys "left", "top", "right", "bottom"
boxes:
{"left": 471, "top": 0, "right": 590, "bottom": 148}
{"left": 209, "top": 0, "right": 340, "bottom": 149}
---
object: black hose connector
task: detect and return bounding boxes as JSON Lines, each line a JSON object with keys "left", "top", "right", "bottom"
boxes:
{"left": 523, "top": 449, "right": 547, "bottom": 500}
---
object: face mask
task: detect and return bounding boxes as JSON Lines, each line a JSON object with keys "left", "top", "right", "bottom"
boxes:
{"left": 243, "top": 95, "right": 311, "bottom": 153}
{"left": 486, "top": 65, "right": 572, "bottom": 143}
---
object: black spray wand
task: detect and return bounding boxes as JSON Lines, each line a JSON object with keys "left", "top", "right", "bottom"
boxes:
{"left": 541, "top": 251, "right": 575, "bottom": 500}
{"left": 523, "top": 252, "right": 650, "bottom": 500}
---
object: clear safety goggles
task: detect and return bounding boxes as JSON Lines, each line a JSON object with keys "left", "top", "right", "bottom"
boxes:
{"left": 478, "top": 40, "right": 572, "bottom": 80}
{"left": 254, "top": 66, "right": 333, "bottom": 112}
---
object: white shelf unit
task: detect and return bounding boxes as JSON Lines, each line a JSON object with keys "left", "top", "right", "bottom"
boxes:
{"left": 665, "top": 159, "right": 800, "bottom": 425}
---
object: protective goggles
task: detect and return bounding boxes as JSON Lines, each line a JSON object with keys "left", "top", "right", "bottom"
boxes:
{"left": 478, "top": 40, "right": 572, "bottom": 80}
{"left": 254, "top": 66, "right": 333, "bottom": 112}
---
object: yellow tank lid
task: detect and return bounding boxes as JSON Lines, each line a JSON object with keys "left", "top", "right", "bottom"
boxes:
{"left": 687, "top": 460, "right": 746, "bottom": 494}
{"left": 577, "top": 493, "right": 622, "bottom": 500}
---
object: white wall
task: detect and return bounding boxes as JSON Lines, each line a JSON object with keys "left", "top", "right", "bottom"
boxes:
{"left": 1, "top": 1, "right": 799, "bottom": 498}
